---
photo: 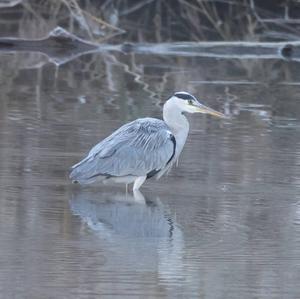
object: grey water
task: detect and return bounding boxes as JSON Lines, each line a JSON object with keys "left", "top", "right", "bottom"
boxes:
{"left": 1, "top": 47, "right": 300, "bottom": 298}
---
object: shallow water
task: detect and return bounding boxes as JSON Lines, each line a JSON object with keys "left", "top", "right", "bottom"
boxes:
{"left": 0, "top": 48, "right": 300, "bottom": 299}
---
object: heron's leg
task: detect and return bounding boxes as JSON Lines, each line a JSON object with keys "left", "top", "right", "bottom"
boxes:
{"left": 133, "top": 189, "right": 146, "bottom": 204}
{"left": 133, "top": 176, "right": 146, "bottom": 191}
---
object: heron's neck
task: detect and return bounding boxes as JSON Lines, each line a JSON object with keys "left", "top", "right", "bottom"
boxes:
{"left": 163, "top": 101, "right": 189, "bottom": 156}
{"left": 163, "top": 100, "right": 189, "bottom": 132}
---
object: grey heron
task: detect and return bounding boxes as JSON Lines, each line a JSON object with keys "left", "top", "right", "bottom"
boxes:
{"left": 70, "top": 91, "right": 226, "bottom": 191}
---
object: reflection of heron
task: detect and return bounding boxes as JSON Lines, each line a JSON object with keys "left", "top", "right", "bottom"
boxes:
{"left": 70, "top": 190, "right": 176, "bottom": 238}
{"left": 69, "top": 189, "right": 186, "bottom": 291}
{"left": 70, "top": 92, "right": 225, "bottom": 190}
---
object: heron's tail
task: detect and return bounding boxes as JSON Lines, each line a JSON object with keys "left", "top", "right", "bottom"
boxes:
{"left": 69, "top": 158, "right": 106, "bottom": 184}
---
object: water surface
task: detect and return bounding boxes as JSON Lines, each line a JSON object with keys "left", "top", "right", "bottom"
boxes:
{"left": 0, "top": 49, "right": 300, "bottom": 298}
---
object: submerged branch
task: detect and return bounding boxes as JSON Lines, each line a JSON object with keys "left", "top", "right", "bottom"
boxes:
{"left": 0, "top": 27, "right": 299, "bottom": 65}
{"left": 121, "top": 41, "right": 299, "bottom": 60}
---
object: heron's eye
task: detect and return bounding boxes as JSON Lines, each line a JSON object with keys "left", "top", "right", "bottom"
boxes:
{"left": 188, "top": 99, "right": 193, "bottom": 105}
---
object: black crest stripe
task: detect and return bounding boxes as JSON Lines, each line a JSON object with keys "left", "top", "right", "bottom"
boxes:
{"left": 174, "top": 92, "right": 195, "bottom": 100}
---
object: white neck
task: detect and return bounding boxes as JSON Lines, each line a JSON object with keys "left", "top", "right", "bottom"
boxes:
{"left": 163, "top": 100, "right": 189, "bottom": 158}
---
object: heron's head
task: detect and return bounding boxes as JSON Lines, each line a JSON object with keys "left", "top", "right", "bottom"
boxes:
{"left": 169, "top": 91, "right": 226, "bottom": 118}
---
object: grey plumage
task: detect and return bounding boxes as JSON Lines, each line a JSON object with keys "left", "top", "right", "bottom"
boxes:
{"left": 70, "top": 118, "right": 175, "bottom": 184}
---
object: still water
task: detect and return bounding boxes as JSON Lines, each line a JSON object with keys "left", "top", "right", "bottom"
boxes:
{"left": 0, "top": 48, "right": 300, "bottom": 298}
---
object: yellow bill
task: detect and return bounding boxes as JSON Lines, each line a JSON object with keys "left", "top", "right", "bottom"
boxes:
{"left": 193, "top": 103, "right": 227, "bottom": 119}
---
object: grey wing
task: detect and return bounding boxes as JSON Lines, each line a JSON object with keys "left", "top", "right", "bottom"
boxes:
{"left": 69, "top": 118, "right": 176, "bottom": 184}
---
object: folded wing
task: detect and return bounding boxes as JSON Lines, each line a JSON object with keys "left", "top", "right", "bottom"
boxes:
{"left": 70, "top": 118, "right": 176, "bottom": 184}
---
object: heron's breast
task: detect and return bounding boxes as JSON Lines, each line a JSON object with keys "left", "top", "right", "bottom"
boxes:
{"left": 173, "top": 129, "right": 189, "bottom": 158}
